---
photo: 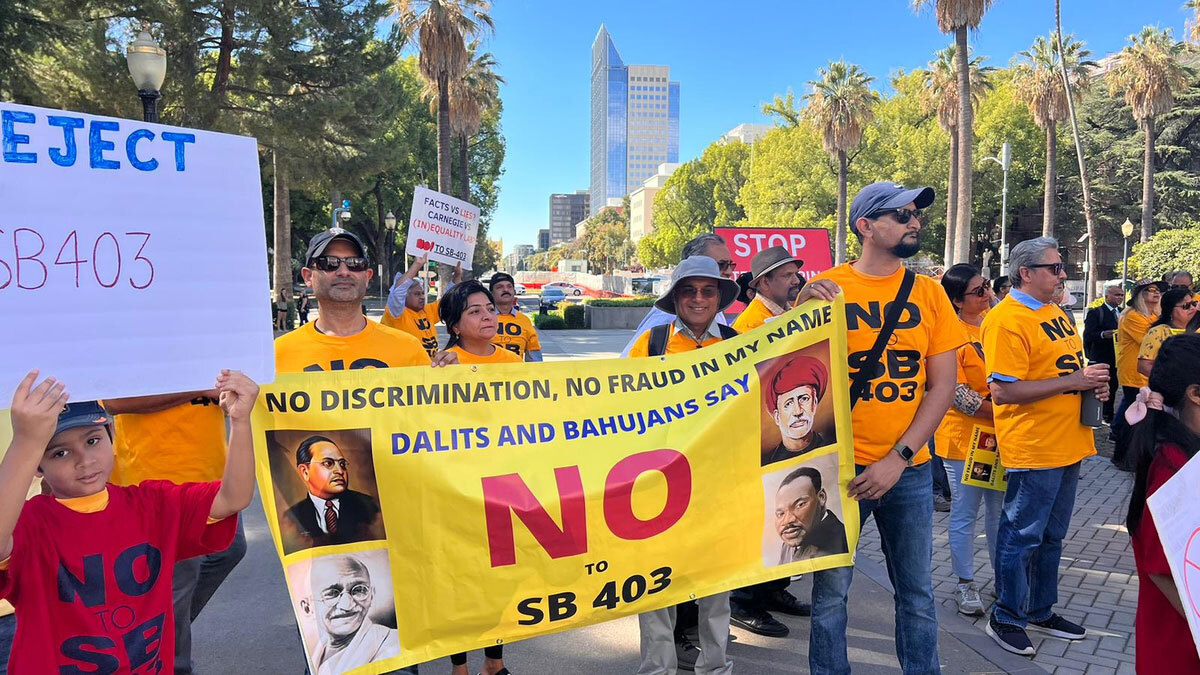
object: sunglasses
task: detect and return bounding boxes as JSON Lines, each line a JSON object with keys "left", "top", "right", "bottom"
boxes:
{"left": 870, "top": 208, "right": 923, "bottom": 224}
{"left": 714, "top": 260, "right": 736, "bottom": 273}
{"left": 965, "top": 284, "right": 989, "bottom": 298}
{"left": 312, "top": 256, "right": 370, "bottom": 273}
{"left": 1026, "top": 262, "right": 1065, "bottom": 276}
{"left": 1182, "top": 301, "right": 1199, "bottom": 310}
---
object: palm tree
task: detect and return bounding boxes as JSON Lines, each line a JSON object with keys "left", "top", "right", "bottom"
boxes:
{"left": 1188, "top": 0, "right": 1200, "bottom": 45}
{"left": 912, "top": 0, "right": 995, "bottom": 263}
{"left": 1108, "top": 27, "right": 1190, "bottom": 242}
{"left": 394, "top": 0, "right": 493, "bottom": 196}
{"left": 450, "top": 44, "right": 503, "bottom": 202}
{"left": 919, "top": 45, "right": 993, "bottom": 265}
{"left": 803, "top": 60, "right": 878, "bottom": 264}
{"left": 1013, "top": 34, "right": 1094, "bottom": 236}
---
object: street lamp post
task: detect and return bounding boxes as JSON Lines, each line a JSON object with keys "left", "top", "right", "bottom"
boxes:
{"left": 983, "top": 142, "right": 1012, "bottom": 275}
{"left": 383, "top": 210, "right": 397, "bottom": 301}
{"left": 126, "top": 28, "right": 166, "bottom": 123}
{"left": 1121, "top": 218, "right": 1135, "bottom": 290}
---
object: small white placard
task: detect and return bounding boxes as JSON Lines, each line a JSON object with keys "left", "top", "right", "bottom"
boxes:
{"left": 404, "top": 185, "right": 479, "bottom": 269}
{"left": 0, "top": 102, "right": 274, "bottom": 402}
{"left": 1147, "top": 450, "right": 1200, "bottom": 656}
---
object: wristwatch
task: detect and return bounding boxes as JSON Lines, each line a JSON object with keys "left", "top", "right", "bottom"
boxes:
{"left": 892, "top": 442, "right": 915, "bottom": 467}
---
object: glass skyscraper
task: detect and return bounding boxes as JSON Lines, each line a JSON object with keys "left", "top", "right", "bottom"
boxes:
{"left": 590, "top": 26, "right": 679, "bottom": 216}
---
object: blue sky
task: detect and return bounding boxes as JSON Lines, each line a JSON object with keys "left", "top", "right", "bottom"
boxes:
{"left": 475, "top": 0, "right": 1194, "bottom": 253}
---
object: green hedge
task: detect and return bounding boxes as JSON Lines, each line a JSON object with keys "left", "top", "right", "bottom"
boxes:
{"left": 586, "top": 296, "right": 657, "bottom": 307}
{"left": 534, "top": 313, "right": 567, "bottom": 330}
{"left": 563, "top": 304, "right": 587, "bottom": 328}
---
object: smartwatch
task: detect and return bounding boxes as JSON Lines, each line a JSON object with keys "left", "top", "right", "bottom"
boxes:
{"left": 892, "top": 442, "right": 915, "bottom": 467}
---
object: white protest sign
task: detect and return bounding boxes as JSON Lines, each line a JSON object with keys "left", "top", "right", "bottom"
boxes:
{"left": 405, "top": 185, "right": 479, "bottom": 269}
{"left": 1147, "top": 450, "right": 1200, "bottom": 655}
{"left": 0, "top": 102, "right": 274, "bottom": 402}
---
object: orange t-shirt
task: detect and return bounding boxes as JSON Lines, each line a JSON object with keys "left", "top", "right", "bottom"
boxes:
{"left": 274, "top": 321, "right": 431, "bottom": 373}
{"left": 810, "top": 263, "right": 966, "bottom": 465}
{"left": 110, "top": 398, "right": 228, "bottom": 486}
{"left": 493, "top": 310, "right": 541, "bottom": 359}
{"left": 1117, "top": 310, "right": 1155, "bottom": 388}
{"left": 449, "top": 344, "right": 523, "bottom": 364}
{"left": 933, "top": 320, "right": 992, "bottom": 461}
{"left": 981, "top": 296, "right": 1096, "bottom": 469}
{"left": 627, "top": 323, "right": 724, "bottom": 357}
{"left": 381, "top": 301, "right": 441, "bottom": 357}
{"left": 731, "top": 297, "right": 779, "bottom": 333}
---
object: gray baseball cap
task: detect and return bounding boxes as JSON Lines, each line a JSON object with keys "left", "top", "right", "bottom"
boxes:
{"left": 655, "top": 256, "right": 740, "bottom": 314}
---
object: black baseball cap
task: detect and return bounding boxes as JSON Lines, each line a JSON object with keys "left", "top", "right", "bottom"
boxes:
{"left": 304, "top": 228, "right": 367, "bottom": 265}
{"left": 848, "top": 182, "right": 935, "bottom": 235}
{"left": 488, "top": 272, "right": 515, "bottom": 290}
{"left": 55, "top": 401, "right": 111, "bottom": 437}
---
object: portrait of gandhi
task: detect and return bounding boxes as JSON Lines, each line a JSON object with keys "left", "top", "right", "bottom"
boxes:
{"left": 280, "top": 435, "right": 386, "bottom": 553}
{"left": 299, "top": 554, "right": 401, "bottom": 675}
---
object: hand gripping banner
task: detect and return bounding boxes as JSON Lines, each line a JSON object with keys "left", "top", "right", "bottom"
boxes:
{"left": 252, "top": 298, "right": 858, "bottom": 673}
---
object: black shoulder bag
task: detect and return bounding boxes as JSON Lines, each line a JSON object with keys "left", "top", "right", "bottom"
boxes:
{"left": 849, "top": 268, "right": 916, "bottom": 409}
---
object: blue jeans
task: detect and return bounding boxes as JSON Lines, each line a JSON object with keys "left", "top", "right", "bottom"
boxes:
{"left": 942, "top": 459, "right": 1002, "bottom": 581}
{"left": 809, "top": 463, "right": 940, "bottom": 675}
{"left": 175, "top": 517, "right": 248, "bottom": 674}
{"left": 992, "top": 463, "right": 1080, "bottom": 627}
{"left": 0, "top": 614, "right": 13, "bottom": 675}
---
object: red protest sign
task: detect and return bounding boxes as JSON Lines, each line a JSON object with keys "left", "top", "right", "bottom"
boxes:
{"left": 714, "top": 228, "right": 833, "bottom": 280}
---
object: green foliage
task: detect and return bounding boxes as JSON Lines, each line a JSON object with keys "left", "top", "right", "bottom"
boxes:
{"left": 586, "top": 297, "right": 657, "bottom": 307}
{"left": 563, "top": 304, "right": 587, "bottom": 329}
{"left": 533, "top": 312, "right": 566, "bottom": 330}
{"left": 1126, "top": 224, "right": 1200, "bottom": 280}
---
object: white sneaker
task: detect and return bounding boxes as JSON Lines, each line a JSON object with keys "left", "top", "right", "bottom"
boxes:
{"left": 956, "top": 582, "right": 984, "bottom": 616}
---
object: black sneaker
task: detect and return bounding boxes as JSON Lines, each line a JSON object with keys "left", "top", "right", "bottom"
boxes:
{"left": 934, "top": 494, "right": 951, "bottom": 512}
{"left": 1028, "top": 614, "right": 1086, "bottom": 640}
{"left": 729, "top": 606, "right": 789, "bottom": 638}
{"left": 986, "top": 614, "right": 1035, "bottom": 656}
{"left": 762, "top": 588, "right": 812, "bottom": 617}
{"left": 674, "top": 635, "right": 699, "bottom": 671}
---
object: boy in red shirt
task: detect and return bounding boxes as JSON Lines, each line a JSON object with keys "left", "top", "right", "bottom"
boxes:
{"left": 0, "top": 368, "right": 258, "bottom": 674}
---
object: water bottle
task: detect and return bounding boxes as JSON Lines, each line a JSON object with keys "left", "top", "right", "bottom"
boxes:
{"left": 1080, "top": 387, "right": 1103, "bottom": 428}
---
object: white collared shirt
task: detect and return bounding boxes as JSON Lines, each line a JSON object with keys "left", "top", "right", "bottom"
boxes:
{"left": 672, "top": 316, "right": 723, "bottom": 345}
{"left": 308, "top": 493, "right": 340, "bottom": 534}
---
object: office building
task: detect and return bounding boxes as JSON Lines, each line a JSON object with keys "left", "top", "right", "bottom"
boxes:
{"left": 629, "top": 163, "right": 680, "bottom": 243}
{"left": 721, "top": 123, "right": 771, "bottom": 144}
{"left": 590, "top": 25, "right": 679, "bottom": 215}
{"left": 549, "top": 191, "right": 590, "bottom": 246}
{"left": 537, "top": 229, "right": 550, "bottom": 251}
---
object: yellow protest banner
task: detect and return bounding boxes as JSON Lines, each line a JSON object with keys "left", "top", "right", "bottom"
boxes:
{"left": 251, "top": 298, "right": 858, "bottom": 673}
{"left": 962, "top": 424, "right": 1007, "bottom": 491}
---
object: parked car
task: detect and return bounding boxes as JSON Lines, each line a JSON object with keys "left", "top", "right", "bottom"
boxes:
{"left": 544, "top": 281, "right": 584, "bottom": 296}
{"left": 539, "top": 287, "right": 567, "bottom": 309}
{"left": 479, "top": 275, "right": 525, "bottom": 295}
{"left": 514, "top": 282, "right": 527, "bottom": 295}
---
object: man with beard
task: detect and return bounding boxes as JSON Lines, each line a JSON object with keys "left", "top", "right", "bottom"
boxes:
{"left": 489, "top": 272, "right": 543, "bottom": 361}
{"left": 774, "top": 467, "right": 848, "bottom": 563}
{"left": 281, "top": 436, "right": 385, "bottom": 552}
{"left": 382, "top": 253, "right": 462, "bottom": 358}
{"left": 732, "top": 246, "right": 803, "bottom": 333}
{"left": 303, "top": 555, "right": 400, "bottom": 675}
{"left": 763, "top": 356, "right": 832, "bottom": 465}
{"left": 802, "top": 182, "right": 965, "bottom": 674}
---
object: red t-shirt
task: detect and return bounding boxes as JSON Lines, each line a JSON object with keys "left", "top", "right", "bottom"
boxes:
{"left": 1133, "top": 442, "right": 1200, "bottom": 674}
{"left": 0, "top": 481, "right": 236, "bottom": 674}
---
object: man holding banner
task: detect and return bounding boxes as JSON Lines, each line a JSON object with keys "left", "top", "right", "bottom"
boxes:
{"left": 382, "top": 253, "right": 462, "bottom": 358}
{"left": 805, "top": 182, "right": 963, "bottom": 674}
{"left": 628, "top": 256, "right": 740, "bottom": 675}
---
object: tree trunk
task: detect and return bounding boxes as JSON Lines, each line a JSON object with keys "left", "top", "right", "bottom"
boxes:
{"left": 1056, "top": 0, "right": 1100, "bottom": 303}
{"left": 1043, "top": 123, "right": 1057, "bottom": 236}
{"left": 836, "top": 150, "right": 848, "bottom": 264}
{"left": 458, "top": 133, "right": 470, "bottom": 202}
{"left": 944, "top": 127, "right": 959, "bottom": 267}
{"left": 954, "top": 25, "right": 974, "bottom": 264}
{"left": 272, "top": 150, "right": 292, "bottom": 321}
{"left": 437, "top": 71, "right": 452, "bottom": 195}
{"left": 1141, "top": 116, "right": 1155, "bottom": 243}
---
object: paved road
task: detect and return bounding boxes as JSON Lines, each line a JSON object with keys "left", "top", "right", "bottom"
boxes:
{"left": 213, "top": 327, "right": 1130, "bottom": 673}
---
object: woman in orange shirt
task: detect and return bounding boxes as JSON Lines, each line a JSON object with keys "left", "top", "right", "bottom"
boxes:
{"left": 1113, "top": 280, "right": 1164, "bottom": 469}
{"left": 436, "top": 279, "right": 519, "bottom": 675}
{"left": 934, "top": 264, "right": 1003, "bottom": 617}
{"left": 438, "top": 281, "right": 522, "bottom": 367}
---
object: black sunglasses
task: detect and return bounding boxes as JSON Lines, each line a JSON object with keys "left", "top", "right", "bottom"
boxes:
{"left": 965, "top": 284, "right": 989, "bottom": 298}
{"left": 870, "top": 208, "right": 923, "bottom": 224}
{"left": 312, "top": 255, "right": 370, "bottom": 272}
{"left": 1026, "top": 262, "right": 1065, "bottom": 276}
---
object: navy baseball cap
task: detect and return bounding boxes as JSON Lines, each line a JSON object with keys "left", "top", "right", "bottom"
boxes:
{"left": 848, "top": 182, "right": 936, "bottom": 236}
{"left": 304, "top": 228, "right": 367, "bottom": 265}
{"left": 488, "top": 272, "right": 515, "bottom": 290}
{"left": 55, "top": 401, "right": 111, "bottom": 437}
